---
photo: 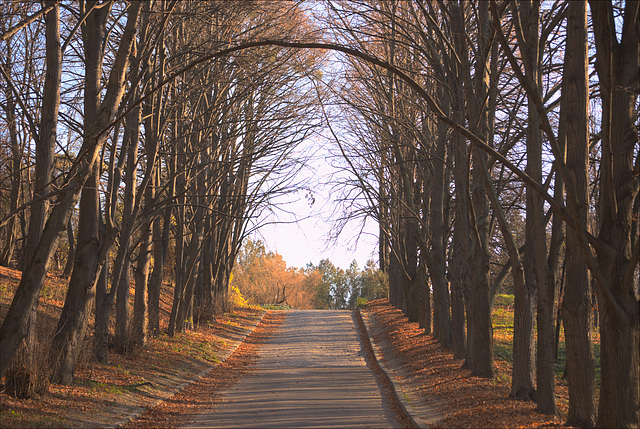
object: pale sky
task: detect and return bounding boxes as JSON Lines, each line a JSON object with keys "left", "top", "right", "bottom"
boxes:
{"left": 251, "top": 139, "right": 379, "bottom": 271}
{"left": 249, "top": 48, "right": 379, "bottom": 271}
{"left": 255, "top": 192, "right": 378, "bottom": 271}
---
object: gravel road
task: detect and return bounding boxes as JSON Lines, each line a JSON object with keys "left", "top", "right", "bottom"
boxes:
{"left": 184, "top": 310, "right": 404, "bottom": 428}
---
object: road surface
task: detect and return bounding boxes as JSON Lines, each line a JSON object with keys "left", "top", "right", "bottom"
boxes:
{"left": 185, "top": 310, "right": 403, "bottom": 428}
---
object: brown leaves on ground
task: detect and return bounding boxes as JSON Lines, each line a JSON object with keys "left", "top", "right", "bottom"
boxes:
{"left": 126, "top": 311, "right": 286, "bottom": 428}
{"left": 0, "top": 265, "right": 266, "bottom": 428}
{"left": 364, "top": 299, "right": 569, "bottom": 428}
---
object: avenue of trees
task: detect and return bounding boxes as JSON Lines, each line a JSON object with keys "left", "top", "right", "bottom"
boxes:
{"left": 323, "top": 1, "right": 638, "bottom": 427}
{"left": 0, "top": 1, "right": 638, "bottom": 428}
{"left": 0, "top": 0, "right": 325, "bottom": 391}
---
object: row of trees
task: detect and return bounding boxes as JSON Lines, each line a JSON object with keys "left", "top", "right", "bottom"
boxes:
{"left": 321, "top": 1, "right": 638, "bottom": 427}
{"left": 231, "top": 238, "right": 388, "bottom": 310}
{"left": 0, "top": 0, "right": 324, "bottom": 393}
{"left": 0, "top": 1, "right": 637, "bottom": 427}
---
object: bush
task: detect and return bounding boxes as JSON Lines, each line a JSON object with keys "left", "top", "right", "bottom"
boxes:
{"left": 5, "top": 339, "right": 51, "bottom": 399}
{"left": 229, "top": 284, "right": 248, "bottom": 309}
{"left": 356, "top": 297, "right": 369, "bottom": 308}
{"left": 494, "top": 294, "right": 514, "bottom": 308}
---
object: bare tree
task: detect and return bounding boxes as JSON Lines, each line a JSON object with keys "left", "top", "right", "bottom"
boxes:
{"left": 0, "top": 0, "right": 141, "bottom": 381}
{"left": 589, "top": 1, "right": 639, "bottom": 426}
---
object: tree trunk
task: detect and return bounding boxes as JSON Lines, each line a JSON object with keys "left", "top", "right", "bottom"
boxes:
{"left": 49, "top": 1, "right": 107, "bottom": 382}
{"left": 450, "top": 84, "right": 468, "bottom": 360}
{"left": 61, "top": 219, "right": 75, "bottom": 278}
{"left": 428, "top": 110, "right": 452, "bottom": 348}
{"left": 0, "top": 41, "right": 21, "bottom": 268}
{"left": 176, "top": 220, "right": 203, "bottom": 333}
{"left": 561, "top": 1, "right": 596, "bottom": 425}
{"left": 113, "top": 87, "right": 141, "bottom": 353}
{"left": 5, "top": 2, "right": 61, "bottom": 392}
{"left": 468, "top": 152, "right": 494, "bottom": 378}
{"left": 510, "top": 0, "right": 558, "bottom": 414}
{"left": 148, "top": 203, "right": 170, "bottom": 336}
{"left": 147, "top": 11, "right": 168, "bottom": 337}
{"left": 400, "top": 216, "right": 420, "bottom": 323}
{"left": 132, "top": 222, "right": 151, "bottom": 347}
{"left": 590, "top": 2, "right": 640, "bottom": 426}
{"left": 50, "top": 163, "right": 101, "bottom": 385}
{"left": 388, "top": 246, "right": 404, "bottom": 309}
{"left": 22, "top": 1, "right": 60, "bottom": 269}
{"left": 168, "top": 164, "right": 187, "bottom": 336}
{"left": 4, "top": 2, "right": 54, "bottom": 389}
{"left": 418, "top": 256, "right": 431, "bottom": 334}
{"left": 94, "top": 250, "right": 109, "bottom": 363}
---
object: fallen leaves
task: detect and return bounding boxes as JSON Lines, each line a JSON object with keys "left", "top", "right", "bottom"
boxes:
{"left": 364, "top": 299, "right": 570, "bottom": 428}
{"left": 125, "top": 311, "right": 286, "bottom": 428}
{"left": 0, "top": 265, "right": 265, "bottom": 428}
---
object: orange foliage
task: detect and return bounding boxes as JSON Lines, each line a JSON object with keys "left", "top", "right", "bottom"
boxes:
{"left": 231, "top": 239, "right": 320, "bottom": 308}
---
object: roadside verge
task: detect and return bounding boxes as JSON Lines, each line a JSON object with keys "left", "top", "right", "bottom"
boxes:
{"left": 108, "top": 310, "right": 265, "bottom": 428}
{"left": 356, "top": 308, "right": 444, "bottom": 428}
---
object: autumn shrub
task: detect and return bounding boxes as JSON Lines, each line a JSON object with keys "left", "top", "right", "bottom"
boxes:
{"left": 229, "top": 284, "right": 248, "bottom": 309}
{"left": 4, "top": 337, "right": 51, "bottom": 398}
{"left": 494, "top": 294, "right": 514, "bottom": 309}
{"left": 356, "top": 297, "right": 369, "bottom": 308}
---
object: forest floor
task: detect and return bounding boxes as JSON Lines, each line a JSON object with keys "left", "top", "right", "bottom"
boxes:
{"left": 0, "top": 266, "right": 264, "bottom": 427}
{"left": 361, "top": 299, "right": 571, "bottom": 428}
{"left": 1, "top": 265, "right": 576, "bottom": 428}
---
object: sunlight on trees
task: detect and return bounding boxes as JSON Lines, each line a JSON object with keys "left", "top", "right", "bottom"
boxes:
{"left": 231, "top": 239, "right": 387, "bottom": 310}
{"left": 0, "top": 1, "right": 637, "bottom": 426}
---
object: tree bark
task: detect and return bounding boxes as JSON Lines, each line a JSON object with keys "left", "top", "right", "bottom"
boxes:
{"left": 464, "top": 1, "right": 494, "bottom": 378}
{"left": 450, "top": 74, "right": 469, "bottom": 360}
{"left": 510, "top": 0, "right": 558, "bottom": 414}
{"left": 590, "top": 2, "right": 640, "bottom": 426}
{"left": 112, "top": 76, "right": 142, "bottom": 353}
{"left": 50, "top": 1, "right": 110, "bottom": 384}
{"left": 561, "top": 1, "right": 596, "bottom": 425}
{"left": 428, "top": 105, "right": 452, "bottom": 348}
{"left": 2, "top": 2, "right": 60, "bottom": 388}
{"left": 0, "top": 42, "right": 21, "bottom": 268}
{"left": 22, "top": 0, "right": 60, "bottom": 269}
{"left": 61, "top": 219, "right": 75, "bottom": 278}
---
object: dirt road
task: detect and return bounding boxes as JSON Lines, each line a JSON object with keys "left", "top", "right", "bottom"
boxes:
{"left": 184, "top": 310, "right": 404, "bottom": 428}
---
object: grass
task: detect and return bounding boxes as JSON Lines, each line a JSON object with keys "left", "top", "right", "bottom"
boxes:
{"left": 491, "top": 294, "right": 601, "bottom": 405}
{"left": 262, "top": 303, "right": 292, "bottom": 310}
{"left": 0, "top": 410, "right": 64, "bottom": 428}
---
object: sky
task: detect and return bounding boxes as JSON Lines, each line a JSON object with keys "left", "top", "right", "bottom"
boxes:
{"left": 255, "top": 191, "right": 379, "bottom": 271}
{"left": 246, "top": 41, "right": 380, "bottom": 272}
{"left": 250, "top": 138, "right": 379, "bottom": 271}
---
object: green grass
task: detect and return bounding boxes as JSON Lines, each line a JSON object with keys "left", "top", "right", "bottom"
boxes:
{"left": 75, "top": 379, "right": 127, "bottom": 395}
{"left": 0, "top": 410, "right": 65, "bottom": 428}
{"left": 494, "top": 294, "right": 514, "bottom": 308}
{"left": 262, "top": 303, "right": 292, "bottom": 310}
{"left": 164, "top": 334, "right": 221, "bottom": 363}
{"left": 492, "top": 294, "right": 601, "bottom": 388}
{"left": 356, "top": 297, "right": 369, "bottom": 308}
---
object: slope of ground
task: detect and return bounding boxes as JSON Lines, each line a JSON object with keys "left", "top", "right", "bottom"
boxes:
{"left": 2, "top": 266, "right": 581, "bottom": 428}
{"left": 0, "top": 266, "right": 263, "bottom": 427}
{"left": 362, "top": 299, "right": 570, "bottom": 428}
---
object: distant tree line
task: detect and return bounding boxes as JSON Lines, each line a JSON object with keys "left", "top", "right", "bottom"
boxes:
{"left": 231, "top": 238, "right": 388, "bottom": 310}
